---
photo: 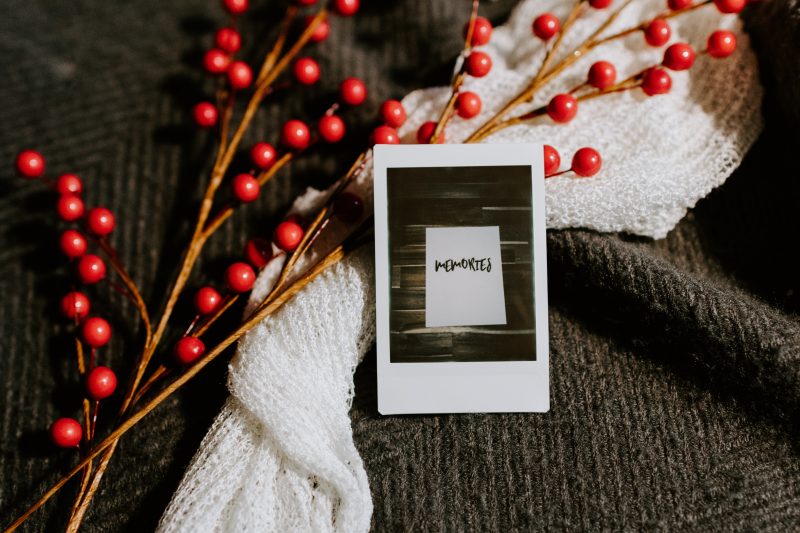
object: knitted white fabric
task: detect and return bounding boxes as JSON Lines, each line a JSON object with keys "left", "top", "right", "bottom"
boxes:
{"left": 158, "top": 247, "right": 376, "bottom": 533}
{"left": 399, "top": 0, "right": 762, "bottom": 238}
{"left": 160, "top": 1, "right": 762, "bottom": 530}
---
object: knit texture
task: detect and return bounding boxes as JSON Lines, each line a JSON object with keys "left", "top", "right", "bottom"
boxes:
{"left": 2, "top": 0, "right": 800, "bottom": 531}
{"left": 158, "top": 248, "right": 375, "bottom": 533}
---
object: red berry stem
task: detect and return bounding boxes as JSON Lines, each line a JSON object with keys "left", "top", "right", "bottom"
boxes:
{"left": 192, "top": 294, "right": 239, "bottom": 338}
{"left": 591, "top": 0, "right": 713, "bottom": 47}
{"left": 265, "top": 153, "right": 367, "bottom": 301}
{"left": 92, "top": 237, "right": 152, "bottom": 346}
{"left": 129, "top": 365, "right": 171, "bottom": 406}
{"left": 90, "top": 401, "right": 99, "bottom": 442}
{"left": 428, "top": 0, "right": 480, "bottom": 144}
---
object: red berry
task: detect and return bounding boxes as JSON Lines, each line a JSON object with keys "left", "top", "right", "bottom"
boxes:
{"left": 76, "top": 254, "right": 106, "bottom": 284}
{"left": 250, "top": 142, "right": 277, "bottom": 169}
{"left": 707, "top": 30, "right": 737, "bottom": 58}
{"left": 455, "top": 91, "right": 482, "bottom": 119}
{"left": 215, "top": 27, "right": 242, "bottom": 53}
{"left": 59, "top": 229, "right": 88, "bottom": 259}
{"left": 203, "top": 49, "right": 231, "bottom": 75}
{"left": 86, "top": 366, "right": 117, "bottom": 400}
{"left": 372, "top": 125, "right": 400, "bottom": 145}
{"left": 281, "top": 120, "right": 311, "bottom": 150}
{"left": 533, "top": 13, "right": 560, "bottom": 41}
{"left": 194, "top": 286, "right": 222, "bottom": 315}
{"left": 49, "top": 418, "right": 82, "bottom": 448}
{"left": 644, "top": 19, "right": 671, "bottom": 47}
{"left": 304, "top": 15, "right": 330, "bottom": 43}
{"left": 318, "top": 115, "right": 346, "bottom": 143}
{"left": 333, "top": 0, "right": 359, "bottom": 16}
{"left": 543, "top": 145, "right": 561, "bottom": 177}
{"left": 296, "top": 0, "right": 318, "bottom": 5}
{"left": 231, "top": 173, "right": 260, "bottom": 203}
{"left": 222, "top": 0, "right": 248, "bottom": 15}
{"left": 225, "top": 262, "right": 256, "bottom": 292}
{"left": 641, "top": 67, "right": 672, "bottom": 96}
{"left": 333, "top": 192, "right": 364, "bottom": 222}
{"left": 668, "top": 0, "right": 693, "bottom": 9}
{"left": 193, "top": 102, "right": 218, "bottom": 128}
{"left": 55, "top": 174, "right": 83, "bottom": 195}
{"left": 274, "top": 221, "right": 304, "bottom": 252}
{"left": 465, "top": 51, "right": 492, "bottom": 77}
{"left": 227, "top": 61, "right": 253, "bottom": 90}
{"left": 16, "top": 150, "right": 45, "bottom": 179}
{"left": 174, "top": 336, "right": 206, "bottom": 366}
{"left": 86, "top": 207, "right": 115, "bottom": 237}
{"left": 417, "top": 121, "right": 444, "bottom": 144}
{"left": 60, "top": 291, "right": 90, "bottom": 321}
{"left": 589, "top": 0, "right": 613, "bottom": 8}
{"left": 464, "top": 16, "right": 493, "bottom": 46}
{"left": 663, "top": 43, "right": 696, "bottom": 71}
{"left": 546, "top": 94, "right": 578, "bottom": 123}
{"left": 379, "top": 99, "right": 406, "bottom": 128}
{"left": 57, "top": 194, "right": 85, "bottom": 222}
{"left": 713, "top": 0, "right": 746, "bottom": 14}
{"left": 293, "top": 57, "right": 320, "bottom": 85}
{"left": 571, "top": 147, "right": 602, "bottom": 177}
{"left": 339, "top": 77, "right": 367, "bottom": 106}
{"left": 244, "top": 237, "right": 272, "bottom": 269}
{"left": 82, "top": 316, "right": 112, "bottom": 348}
{"left": 588, "top": 61, "right": 617, "bottom": 89}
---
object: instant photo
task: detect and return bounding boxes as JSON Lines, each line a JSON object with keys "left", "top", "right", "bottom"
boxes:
{"left": 374, "top": 144, "right": 549, "bottom": 414}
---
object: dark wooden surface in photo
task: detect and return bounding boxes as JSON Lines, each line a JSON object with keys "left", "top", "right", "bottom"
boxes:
{"left": 387, "top": 165, "right": 536, "bottom": 363}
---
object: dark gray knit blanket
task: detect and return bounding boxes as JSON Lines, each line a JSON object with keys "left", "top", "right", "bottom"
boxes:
{"left": 1, "top": 0, "right": 798, "bottom": 530}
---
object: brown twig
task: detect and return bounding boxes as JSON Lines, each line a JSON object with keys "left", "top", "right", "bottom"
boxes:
{"left": 200, "top": 152, "right": 294, "bottom": 239}
{"left": 129, "top": 365, "right": 171, "bottom": 406}
{"left": 264, "top": 151, "right": 368, "bottom": 303}
{"left": 67, "top": 337, "right": 93, "bottom": 524}
{"left": 193, "top": 294, "right": 240, "bottom": 338}
{"left": 592, "top": 0, "right": 713, "bottom": 46}
{"left": 471, "top": 74, "right": 643, "bottom": 141}
{"left": 95, "top": 238, "right": 152, "bottom": 347}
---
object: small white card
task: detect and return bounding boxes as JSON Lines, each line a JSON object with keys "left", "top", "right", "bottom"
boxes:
{"left": 373, "top": 143, "right": 549, "bottom": 414}
{"left": 425, "top": 226, "right": 507, "bottom": 328}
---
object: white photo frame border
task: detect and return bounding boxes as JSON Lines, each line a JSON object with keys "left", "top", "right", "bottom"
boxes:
{"left": 373, "top": 143, "right": 549, "bottom": 414}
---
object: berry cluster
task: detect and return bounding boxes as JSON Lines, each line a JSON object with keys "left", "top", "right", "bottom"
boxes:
{"left": 415, "top": 0, "right": 746, "bottom": 178}
{"left": 193, "top": 3, "right": 368, "bottom": 206}
{"left": 15, "top": 151, "right": 119, "bottom": 449}
{"left": 9, "top": 0, "right": 375, "bottom": 528}
{"left": 530, "top": 1, "right": 740, "bottom": 129}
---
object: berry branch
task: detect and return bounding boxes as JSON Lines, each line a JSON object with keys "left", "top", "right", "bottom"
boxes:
{"left": 7, "top": 0, "right": 371, "bottom": 530}
{"left": 3, "top": 234, "right": 362, "bottom": 533}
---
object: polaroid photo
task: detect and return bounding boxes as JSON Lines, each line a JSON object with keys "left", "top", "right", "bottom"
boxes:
{"left": 373, "top": 143, "right": 549, "bottom": 414}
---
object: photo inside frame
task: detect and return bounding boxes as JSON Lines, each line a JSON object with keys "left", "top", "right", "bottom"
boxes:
{"left": 387, "top": 165, "right": 536, "bottom": 363}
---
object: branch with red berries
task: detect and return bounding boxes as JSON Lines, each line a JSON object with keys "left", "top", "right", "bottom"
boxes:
{"left": 366, "top": 0, "right": 743, "bottom": 181}
{"left": 6, "top": 0, "right": 372, "bottom": 530}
